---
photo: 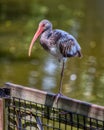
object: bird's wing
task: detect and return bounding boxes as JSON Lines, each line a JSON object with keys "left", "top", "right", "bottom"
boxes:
{"left": 59, "top": 38, "right": 82, "bottom": 57}
{"left": 52, "top": 30, "right": 82, "bottom": 58}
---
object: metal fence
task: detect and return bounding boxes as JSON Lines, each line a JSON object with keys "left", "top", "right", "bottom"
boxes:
{"left": 0, "top": 82, "right": 104, "bottom": 130}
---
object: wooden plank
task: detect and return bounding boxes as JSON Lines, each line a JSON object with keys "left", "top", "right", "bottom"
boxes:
{"left": 0, "top": 98, "right": 3, "bottom": 130}
{"left": 4, "top": 82, "right": 104, "bottom": 121}
{"left": 5, "top": 82, "right": 48, "bottom": 105}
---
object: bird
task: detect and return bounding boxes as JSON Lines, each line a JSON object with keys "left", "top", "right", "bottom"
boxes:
{"left": 28, "top": 19, "right": 82, "bottom": 103}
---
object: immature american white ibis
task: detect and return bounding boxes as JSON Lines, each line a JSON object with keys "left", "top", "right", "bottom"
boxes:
{"left": 28, "top": 19, "right": 82, "bottom": 103}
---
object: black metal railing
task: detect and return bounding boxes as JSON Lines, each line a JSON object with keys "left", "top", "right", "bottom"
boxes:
{"left": 7, "top": 97, "right": 104, "bottom": 130}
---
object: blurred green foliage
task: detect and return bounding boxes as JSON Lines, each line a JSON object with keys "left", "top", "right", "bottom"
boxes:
{"left": 0, "top": 0, "right": 84, "bottom": 60}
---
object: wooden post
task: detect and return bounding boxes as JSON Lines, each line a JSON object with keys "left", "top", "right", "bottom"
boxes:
{"left": 0, "top": 98, "right": 3, "bottom": 130}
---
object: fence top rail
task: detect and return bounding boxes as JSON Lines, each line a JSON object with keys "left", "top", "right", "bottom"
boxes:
{"left": 3, "top": 82, "right": 104, "bottom": 121}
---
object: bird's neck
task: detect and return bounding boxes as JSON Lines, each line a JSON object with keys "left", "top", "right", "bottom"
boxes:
{"left": 41, "top": 28, "right": 52, "bottom": 39}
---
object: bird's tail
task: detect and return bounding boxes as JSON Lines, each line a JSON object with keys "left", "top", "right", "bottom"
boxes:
{"left": 77, "top": 50, "right": 83, "bottom": 58}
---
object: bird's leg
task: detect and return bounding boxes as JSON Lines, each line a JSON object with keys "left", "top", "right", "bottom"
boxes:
{"left": 59, "top": 60, "right": 65, "bottom": 94}
{"left": 54, "top": 60, "right": 65, "bottom": 103}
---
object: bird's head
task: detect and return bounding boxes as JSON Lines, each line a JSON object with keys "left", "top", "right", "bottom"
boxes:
{"left": 28, "top": 19, "right": 52, "bottom": 56}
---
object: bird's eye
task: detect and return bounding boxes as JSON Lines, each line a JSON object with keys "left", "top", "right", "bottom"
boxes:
{"left": 42, "top": 23, "right": 45, "bottom": 27}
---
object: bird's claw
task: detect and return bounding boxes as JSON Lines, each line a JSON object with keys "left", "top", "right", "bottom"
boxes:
{"left": 54, "top": 93, "right": 63, "bottom": 104}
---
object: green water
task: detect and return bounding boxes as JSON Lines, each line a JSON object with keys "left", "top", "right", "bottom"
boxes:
{"left": 0, "top": 0, "right": 104, "bottom": 106}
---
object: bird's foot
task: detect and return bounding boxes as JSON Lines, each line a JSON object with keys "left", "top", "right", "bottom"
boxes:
{"left": 54, "top": 92, "right": 63, "bottom": 104}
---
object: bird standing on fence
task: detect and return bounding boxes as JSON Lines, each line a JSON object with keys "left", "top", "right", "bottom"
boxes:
{"left": 28, "top": 19, "right": 82, "bottom": 103}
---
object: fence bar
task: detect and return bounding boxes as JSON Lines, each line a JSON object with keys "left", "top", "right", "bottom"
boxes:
{"left": 0, "top": 98, "right": 4, "bottom": 130}
{"left": 4, "top": 82, "right": 104, "bottom": 122}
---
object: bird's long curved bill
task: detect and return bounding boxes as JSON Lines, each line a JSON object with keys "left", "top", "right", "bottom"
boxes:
{"left": 28, "top": 26, "right": 43, "bottom": 56}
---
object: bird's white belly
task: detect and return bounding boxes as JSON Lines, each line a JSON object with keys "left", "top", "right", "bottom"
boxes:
{"left": 50, "top": 47, "right": 57, "bottom": 55}
{"left": 50, "top": 47, "right": 63, "bottom": 61}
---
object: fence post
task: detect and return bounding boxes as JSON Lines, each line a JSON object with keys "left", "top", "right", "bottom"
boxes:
{"left": 0, "top": 98, "right": 3, "bottom": 130}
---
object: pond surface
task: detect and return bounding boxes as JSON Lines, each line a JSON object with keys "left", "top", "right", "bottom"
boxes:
{"left": 0, "top": 0, "right": 104, "bottom": 106}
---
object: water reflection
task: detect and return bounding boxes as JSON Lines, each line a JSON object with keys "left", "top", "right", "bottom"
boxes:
{"left": 70, "top": 74, "right": 77, "bottom": 81}
{"left": 29, "top": 71, "right": 39, "bottom": 85}
{"left": 44, "top": 57, "right": 57, "bottom": 76}
{"left": 42, "top": 57, "right": 57, "bottom": 91}
{"left": 42, "top": 77, "right": 56, "bottom": 91}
